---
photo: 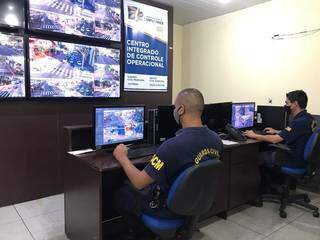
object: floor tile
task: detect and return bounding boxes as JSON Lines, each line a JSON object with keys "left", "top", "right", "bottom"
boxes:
{"left": 0, "top": 205, "right": 21, "bottom": 225}
{"left": 199, "top": 218, "right": 265, "bottom": 240}
{"left": 0, "top": 220, "right": 33, "bottom": 240}
{"left": 228, "top": 202, "right": 304, "bottom": 236}
{"left": 23, "top": 210, "right": 66, "bottom": 240}
{"left": 15, "top": 194, "right": 64, "bottom": 219}
{"left": 267, "top": 212, "right": 320, "bottom": 240}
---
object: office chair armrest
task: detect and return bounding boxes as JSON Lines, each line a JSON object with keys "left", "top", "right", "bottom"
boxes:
{"left": 268, "top": 144, "right": 291, "bottom": 152}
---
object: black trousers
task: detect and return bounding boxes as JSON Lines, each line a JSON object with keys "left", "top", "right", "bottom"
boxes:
{"left": 113, "top": 184, "right": 155, "bottom": 238}
{"left": 258, "top": 151, "right": 296, "bottom": 193}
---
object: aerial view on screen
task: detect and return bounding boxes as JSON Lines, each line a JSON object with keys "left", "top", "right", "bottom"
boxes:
{"left": 29, "top": 38, "right": 120, "bottom": 97}
{"left": 0, "top": 33, "right": 25, "bottom": 98}
{"left": 29, "top": 0, "right": 121, "bottom": 41}
{"left": 96, "top": 107, "right": 144, "bottom": 146}
{"left": 232, "top": 103, "right": 255, "bottom": 129}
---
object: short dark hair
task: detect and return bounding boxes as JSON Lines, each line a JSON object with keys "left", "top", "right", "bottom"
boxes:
{"left": 286, "top": 90, "right": 308, "bottom": 109}
{"left": 177, "top": 88, "right": 205, "bottom": 116}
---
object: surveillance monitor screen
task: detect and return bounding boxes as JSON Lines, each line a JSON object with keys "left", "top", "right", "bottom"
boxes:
{"left": 231, "top": 102, "right": 255, "bottom": 129}
{"left": 29, "top": 38, "right": 120, "bottom": 98}
{"left": 0, "top": 32, "right": 25, "bottom": 98}
{"left": 95, "top": 106, "right": 144, "bottom": 148}
{"left": 29, "top": 0, "right": 121, "bottom": 41}
{"left": 0, "top": 0, "right": 24, "bottom": 27}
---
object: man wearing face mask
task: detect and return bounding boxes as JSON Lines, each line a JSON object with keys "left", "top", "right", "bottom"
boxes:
{"left": 244, "top": 90, "right": 316, "bottom": 193}
{"left": 112, "top": 88, "right": 223, "bottom": 240}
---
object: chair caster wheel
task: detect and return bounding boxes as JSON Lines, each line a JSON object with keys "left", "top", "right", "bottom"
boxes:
{"left": 313, "top": 211, "right": 319, "bottom": 218}
{"left": 280, "top": 211, "right": 287, "bottom": 218}
{"left": 304, "top": 197, "right": 311, "bottom": 203}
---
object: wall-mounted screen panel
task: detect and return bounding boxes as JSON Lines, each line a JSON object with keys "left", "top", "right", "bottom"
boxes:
{"left": 0, "top": 0, "right": 25, "bottom": 28}
{"left": 29, "top": 0, "right": 121, "bottom": 42}
{"left": 29, "top": 37, "right": 120, "bottom": 98}
{"left": 0, "top": 32, "right": 25, "bottom": 98}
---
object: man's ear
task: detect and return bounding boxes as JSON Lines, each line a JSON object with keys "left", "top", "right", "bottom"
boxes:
{"left": 178, "top": 105, "right": 185, "bottom": 115}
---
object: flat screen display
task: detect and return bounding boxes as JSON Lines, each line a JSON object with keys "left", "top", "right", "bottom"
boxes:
{"left": 0, "top": 0, "right": 24, "bottom": 27}
{"left": 231, "top": 102, "right": 255, "bottom": 129}
{"left": 0, "top": 32, "right": 25, "bottom": 98}
{"left": 95, "top": 106, "right": 144, "bottom": 148}
{"left": 29, "top": 0, "right": 121, "bottom": 42}
{"left": 202, "top": 102, "right": 232, "bottom": 132}
{"left": 29, "top": 37, "right": 120, "bottom": 98}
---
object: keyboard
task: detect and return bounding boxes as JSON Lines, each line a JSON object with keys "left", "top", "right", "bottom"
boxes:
{"left": 127, "top": 146, "right": 158, "bottom": 159}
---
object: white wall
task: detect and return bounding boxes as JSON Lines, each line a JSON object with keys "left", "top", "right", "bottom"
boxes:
{"left": 172, "top": 24, "right": 183, "bottom": 102}
{"left": 180, "top": 0, "right": 320, "bottom": 114}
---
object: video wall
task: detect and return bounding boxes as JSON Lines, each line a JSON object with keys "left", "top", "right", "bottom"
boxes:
{"left": 0, "top": 0, "right": 170, "bottom": 99}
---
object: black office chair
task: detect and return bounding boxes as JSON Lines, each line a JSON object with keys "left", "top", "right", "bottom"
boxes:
{"left": 263, "top": 129, "right": 320, "bottom": 218}
{"left": 141, "top": 159, "right": 221, "bottom": 240}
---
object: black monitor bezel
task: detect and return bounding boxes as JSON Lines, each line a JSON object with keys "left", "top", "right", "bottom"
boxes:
{"left": 231, "top": 102, "right": 256, "bottom": 130}
{"left": 27, "top": 35, "right": 121, "bottom": 99}
{"left": 202, "top": 102, "right": 232, "bottom": 132}
{"left": 26, "top": 0, "right": 122, "bottom": 44}
{"left": 93, "top": 104, "right": 145, "bottom": 150}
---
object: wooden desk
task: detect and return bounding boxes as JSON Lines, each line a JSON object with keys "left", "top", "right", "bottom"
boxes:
{"left": 63, "top": 127, "right": 260, "bottom": 239}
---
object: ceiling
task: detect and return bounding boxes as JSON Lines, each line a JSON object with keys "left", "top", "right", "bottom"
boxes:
{"left": 153, "top": 0, "right": 271, "bottom": 25}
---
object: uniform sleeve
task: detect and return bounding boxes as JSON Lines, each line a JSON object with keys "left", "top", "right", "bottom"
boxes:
{"left": 278, "top": 120, "right": 307, "bottom": 144}
{"left": 144, "top": 143, "right": 174, "bottom": 183}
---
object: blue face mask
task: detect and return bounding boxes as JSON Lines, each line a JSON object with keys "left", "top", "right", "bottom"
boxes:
{"left": 173, "top": 106, "right": 181, "bottom": 125}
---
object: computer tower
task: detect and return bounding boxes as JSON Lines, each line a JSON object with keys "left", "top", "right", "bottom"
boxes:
{"left": 147, "top": 109, "right": 158, "bottom": 145}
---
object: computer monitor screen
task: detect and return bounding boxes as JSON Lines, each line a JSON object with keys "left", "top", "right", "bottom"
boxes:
{"left": 231, "top": 102, "right": 255, "bottom": 129}
{"left": 157, "top": 105, "right": 180, "bottom": 143}
{"left": 29, "top": 37, "right": 120, "bottom": 98}
{"left": 95, "top": 106, "right": 145, "bottom": 148}
{"left": 257, "top": 105, "right": 287, "bottom": 130}
{"left": 202, "top": 102, "right": 232, "bottom": 132}
{"left": 0, "top": 0, "right": 24, "bottom": 27}
{"left": 29, "top": 0, "right": 121, "bottom": 41}
{"left": 0, "top": 32, "right": 25, "bottom": 98}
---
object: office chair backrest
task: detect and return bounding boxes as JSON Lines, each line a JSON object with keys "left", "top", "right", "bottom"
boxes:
{"left": 304, "top": 129, "right": 320, "bottom": 177}
{"left": 166, "top": 159, "right": 221, "bottom": 216}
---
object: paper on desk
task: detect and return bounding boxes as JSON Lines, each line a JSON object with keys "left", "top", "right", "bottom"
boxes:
{"left": 222, "top": 140, "right": 239, "bottom": 145}
{"left": 68, "top": 148, "right": 94, "bottom": 155}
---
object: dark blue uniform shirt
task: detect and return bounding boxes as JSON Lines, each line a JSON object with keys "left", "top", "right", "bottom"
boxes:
{"left": 278, "top": 110, "right": 315, "bottom": 168}
{"left": 144, "top": 126, "right": 223, "bottom": 193}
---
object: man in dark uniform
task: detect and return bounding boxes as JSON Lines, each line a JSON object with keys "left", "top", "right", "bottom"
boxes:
{"left": 113, "top": 88, "right": 223, "bottom": 240}
{"left": 244, "top": 90, "right": 316, "bottom": 191}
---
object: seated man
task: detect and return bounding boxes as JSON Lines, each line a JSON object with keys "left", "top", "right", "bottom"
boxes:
{"left": 112, "top": 88, "right": 223, "bottom": 240}
{"left": 244, "top": 90, "right": 316, "bottom": 191}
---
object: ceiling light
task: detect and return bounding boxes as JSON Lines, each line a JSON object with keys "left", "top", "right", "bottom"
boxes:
{"left": 8, "top": 5, "right": 14, "bottom": 10}
{"left": 4, "top": 14, "right": 19, "bottom": 26}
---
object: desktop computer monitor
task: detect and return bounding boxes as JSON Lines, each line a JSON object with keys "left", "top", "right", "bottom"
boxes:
{"left": 157, "top": 105, "right": 180, "bottom": 143}
{"left": 231, "top": 102, "right": 255, "bottom": 129}
{"left": 257, "top": 105, "right": 287, "bottom": 130}
{"left": 202, "top": 102, "right": 232, "bottom": 132}
{"left": 94, "top": 106, "right": 145, "bottom": 149}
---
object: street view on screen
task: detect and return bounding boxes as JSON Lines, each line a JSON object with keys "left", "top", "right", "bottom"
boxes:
{"left": 29, "top": 38, "right": 120, "bottom": 97}
{"left": 29, "top": 0, "right": 121, "bottom": 41}
{"left": 95, "top": 107, "right": 144, "bottom": 147}
{"left": 0, "top": 33, "right": 25, "bottom": 98}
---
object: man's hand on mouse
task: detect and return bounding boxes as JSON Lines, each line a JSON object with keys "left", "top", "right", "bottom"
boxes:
{"left": 113, "top": 144, "right": 129, "bottom": 164}
{"left": 243, "top": 130, "right": 257, "bottom": 139}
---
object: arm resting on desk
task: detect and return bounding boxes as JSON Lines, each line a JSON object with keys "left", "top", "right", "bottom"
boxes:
{"left": 244, "top": 131, "right": 284, "bottom": 144}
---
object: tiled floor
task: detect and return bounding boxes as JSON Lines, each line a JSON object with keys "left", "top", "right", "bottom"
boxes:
{"left": 0, "top": 190, "right": 319, "bottom": 240}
